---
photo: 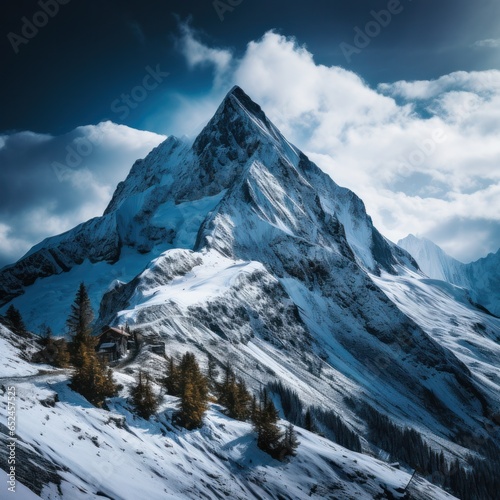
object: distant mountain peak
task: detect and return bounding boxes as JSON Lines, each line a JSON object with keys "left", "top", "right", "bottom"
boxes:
{"left": 399, "top": 233, "right": 500, "bottom": 315}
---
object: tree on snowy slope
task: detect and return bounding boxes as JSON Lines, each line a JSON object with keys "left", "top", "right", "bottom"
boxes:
{"left": 70, "top": 344, "right": 117, "bottom": 407}
{"left": 252, "top": 389, "right": 283, "bottom": 458}
{"left": 66, "top": 282, "right": 95, "bottom": 367}
{"left": 4, "top": 304, "right": 28, "bottom": 336}
{"left": 131, "top": 371, "right": 159, "bottom": 419}
{"left": 33, "top": 325, "right": 70, "bottom": 368}
{"left": 163, "top": 355, "right": 181, "bottom": 396}
{"left": 304, "top": 408, "right": 315, "bottom": 433}
{"left": 174, "top": 352, "right": 209, "bottom": 430}
{"left": 68, "top": 282, "right": 117, "bottom": 407}
{"left": 251, "top": 389, "right": 300, "bottom": 460}
{"left": 207, "top": 352, "right": 219, "bottom": 392}
{"left": 217, "top": 364, "right": 252, "bottom": 421}
{"left": 281, "top": 423, "right": 299, "bottom": 458}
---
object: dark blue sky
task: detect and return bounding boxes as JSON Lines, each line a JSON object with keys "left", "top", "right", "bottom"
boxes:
{"left": 2, "top": 0, "right": 499, "bottom": 135}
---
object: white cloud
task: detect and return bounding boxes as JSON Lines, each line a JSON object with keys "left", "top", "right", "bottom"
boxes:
{"left": 174, "top": 29, "right": 500, "bottom": 262}
{"left": 178, "top": 23, "right": 232, "bottom": 85}
{"left": 473, "top": 38, "right": 500, "bottom": 48}
{"left": 0, "top": 123, "right": 165, "bottom": 267}
{"left": 378, "top": 70, "right": 500, "bottom": 100}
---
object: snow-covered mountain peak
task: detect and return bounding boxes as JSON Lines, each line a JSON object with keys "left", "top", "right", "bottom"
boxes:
{"left": 192, "top": 86, "right": 300, "bottom": 170}
{"left": 398, "top": 234, "right": 500, "bottom": 316}
{"left": 398, "top": 234, "right": 464, "bottom": 282}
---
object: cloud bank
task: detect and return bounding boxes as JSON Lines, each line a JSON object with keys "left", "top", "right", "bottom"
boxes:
{"left": 172, "top": 25, "right": 500, "bottom": 262}
{"left": 0, "top": 123, "right": 165, "bottom": 268}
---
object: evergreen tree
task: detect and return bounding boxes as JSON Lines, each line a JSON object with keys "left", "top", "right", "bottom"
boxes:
{"left": 281, "top": 423, "right": 299, "bottom": 458}
{"left": 5, "top": 304, "right": 27, "bottom": 336}
{"left": 304, "top": 408, "right": 315, "bottom": 432}
{"left": 268, "top": 380, "right": 303, "bottom": 425}
{"left": 234, "top": 378, "right": 252, "bottom": 421}
{"left": 207, "top": 353, "right": 219, "bottom": 391}
{"left": 131, "top": 371, "right": 159, "bottom": 419}
{"left": 164, "top": 356, "right": 181, "bottom": 396}
{"left": 66, "top": 282, "right": 95, "bottom": 367}
{"left": 175, "top": 352, "right": 209, "bottom": 430}
{"left": 68, "top": 283, "right": 116, "bottom": 407}
{"left": 216, "top": 364, "right": 251, "bottom": 421}
{"left": 39, "top": 324, "right": 53, "bottom": 346}
{"left": 71, "top": 350, "right": 117, "bottom": 407}
{"left": 252, "top": 389, "right": 282, "bottom": 458}
{"left": 41, "top": 335, "right": 70, "bottom": 368}
{"left": 250, "top": 394, "right": 259, "bottom": 423}
{"left": 53, "top": 338, "right": 70, "bottom": 368}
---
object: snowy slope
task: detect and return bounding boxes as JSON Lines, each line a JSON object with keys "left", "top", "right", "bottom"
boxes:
{"left": 399, "top": 234, "right": 500, "bottom": 316}
{"left": 0, "top": 356, "right": 457, "bottom": 500}
{"left": 0, "top": 324, "right": 44, "bottom": 378}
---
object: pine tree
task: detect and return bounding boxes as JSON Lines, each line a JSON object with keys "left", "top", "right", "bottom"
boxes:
{"left": 71, "top": 350, "right": 117, "bottom": 407}
{"left": 252, "top": 389, "right": 282, "bottom": 458}
{"left": 175, "top": 352, "right": 209, "bottom": 430}
{"left": 41, "top": 335, "right": 70, "bottom": 367}
{"left": 234, "top": 378, "right": 252, "bottom": 421}
{"left": 68, "top": 283, "right": 116, "bottom": 407}
{"left": 250, "top": 394, "right": 259, "bottom": 423}
{"left": 280, "top": 423, "right": 299, "bottom": 458}
{"left": 207, "top": 353, "right": 219, "bottom": 391}
{"left": 131, "top": 371, "right": 159, "bottom": 419}
{"left": 5, "top": 304, "right": 27, "bottom": 336}
{"left": 216, "top": 364, "right": 251, "bottom": 421}
{"left": 53, "top": 338, "right": 70, "bottom": 367}
{"left": 39, "top": 324, "right": 53, "bottom": 346}
{"left": 164, "top": 356, "right": 181, "bottom": 396}
{"left": 67, "top": 282, "right": 95, "bottom": 367}
{"left": 304, "top": 408, "right": 315, "bottom": 432}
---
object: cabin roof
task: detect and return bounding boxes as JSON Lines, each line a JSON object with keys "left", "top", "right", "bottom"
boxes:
{"left": 98, "top": 326, "right": 130, "bottom": 338}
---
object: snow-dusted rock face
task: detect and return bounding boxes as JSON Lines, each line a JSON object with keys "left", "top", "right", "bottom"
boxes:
{"left": 1, "top": 87, "right": 499, "bottom": 499}
{"left": 399, "top": 234, "right": 500, "bottom": 316}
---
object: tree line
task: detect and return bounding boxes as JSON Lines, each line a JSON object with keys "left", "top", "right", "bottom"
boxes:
{"left": 268, "top": 380, "right": 362, "bottom": 453}
{"left": 153, "top": 354, "right": 299, "bottom": 459}
{"left": 360, "top": 401, "right": 500, "bottom": 500}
